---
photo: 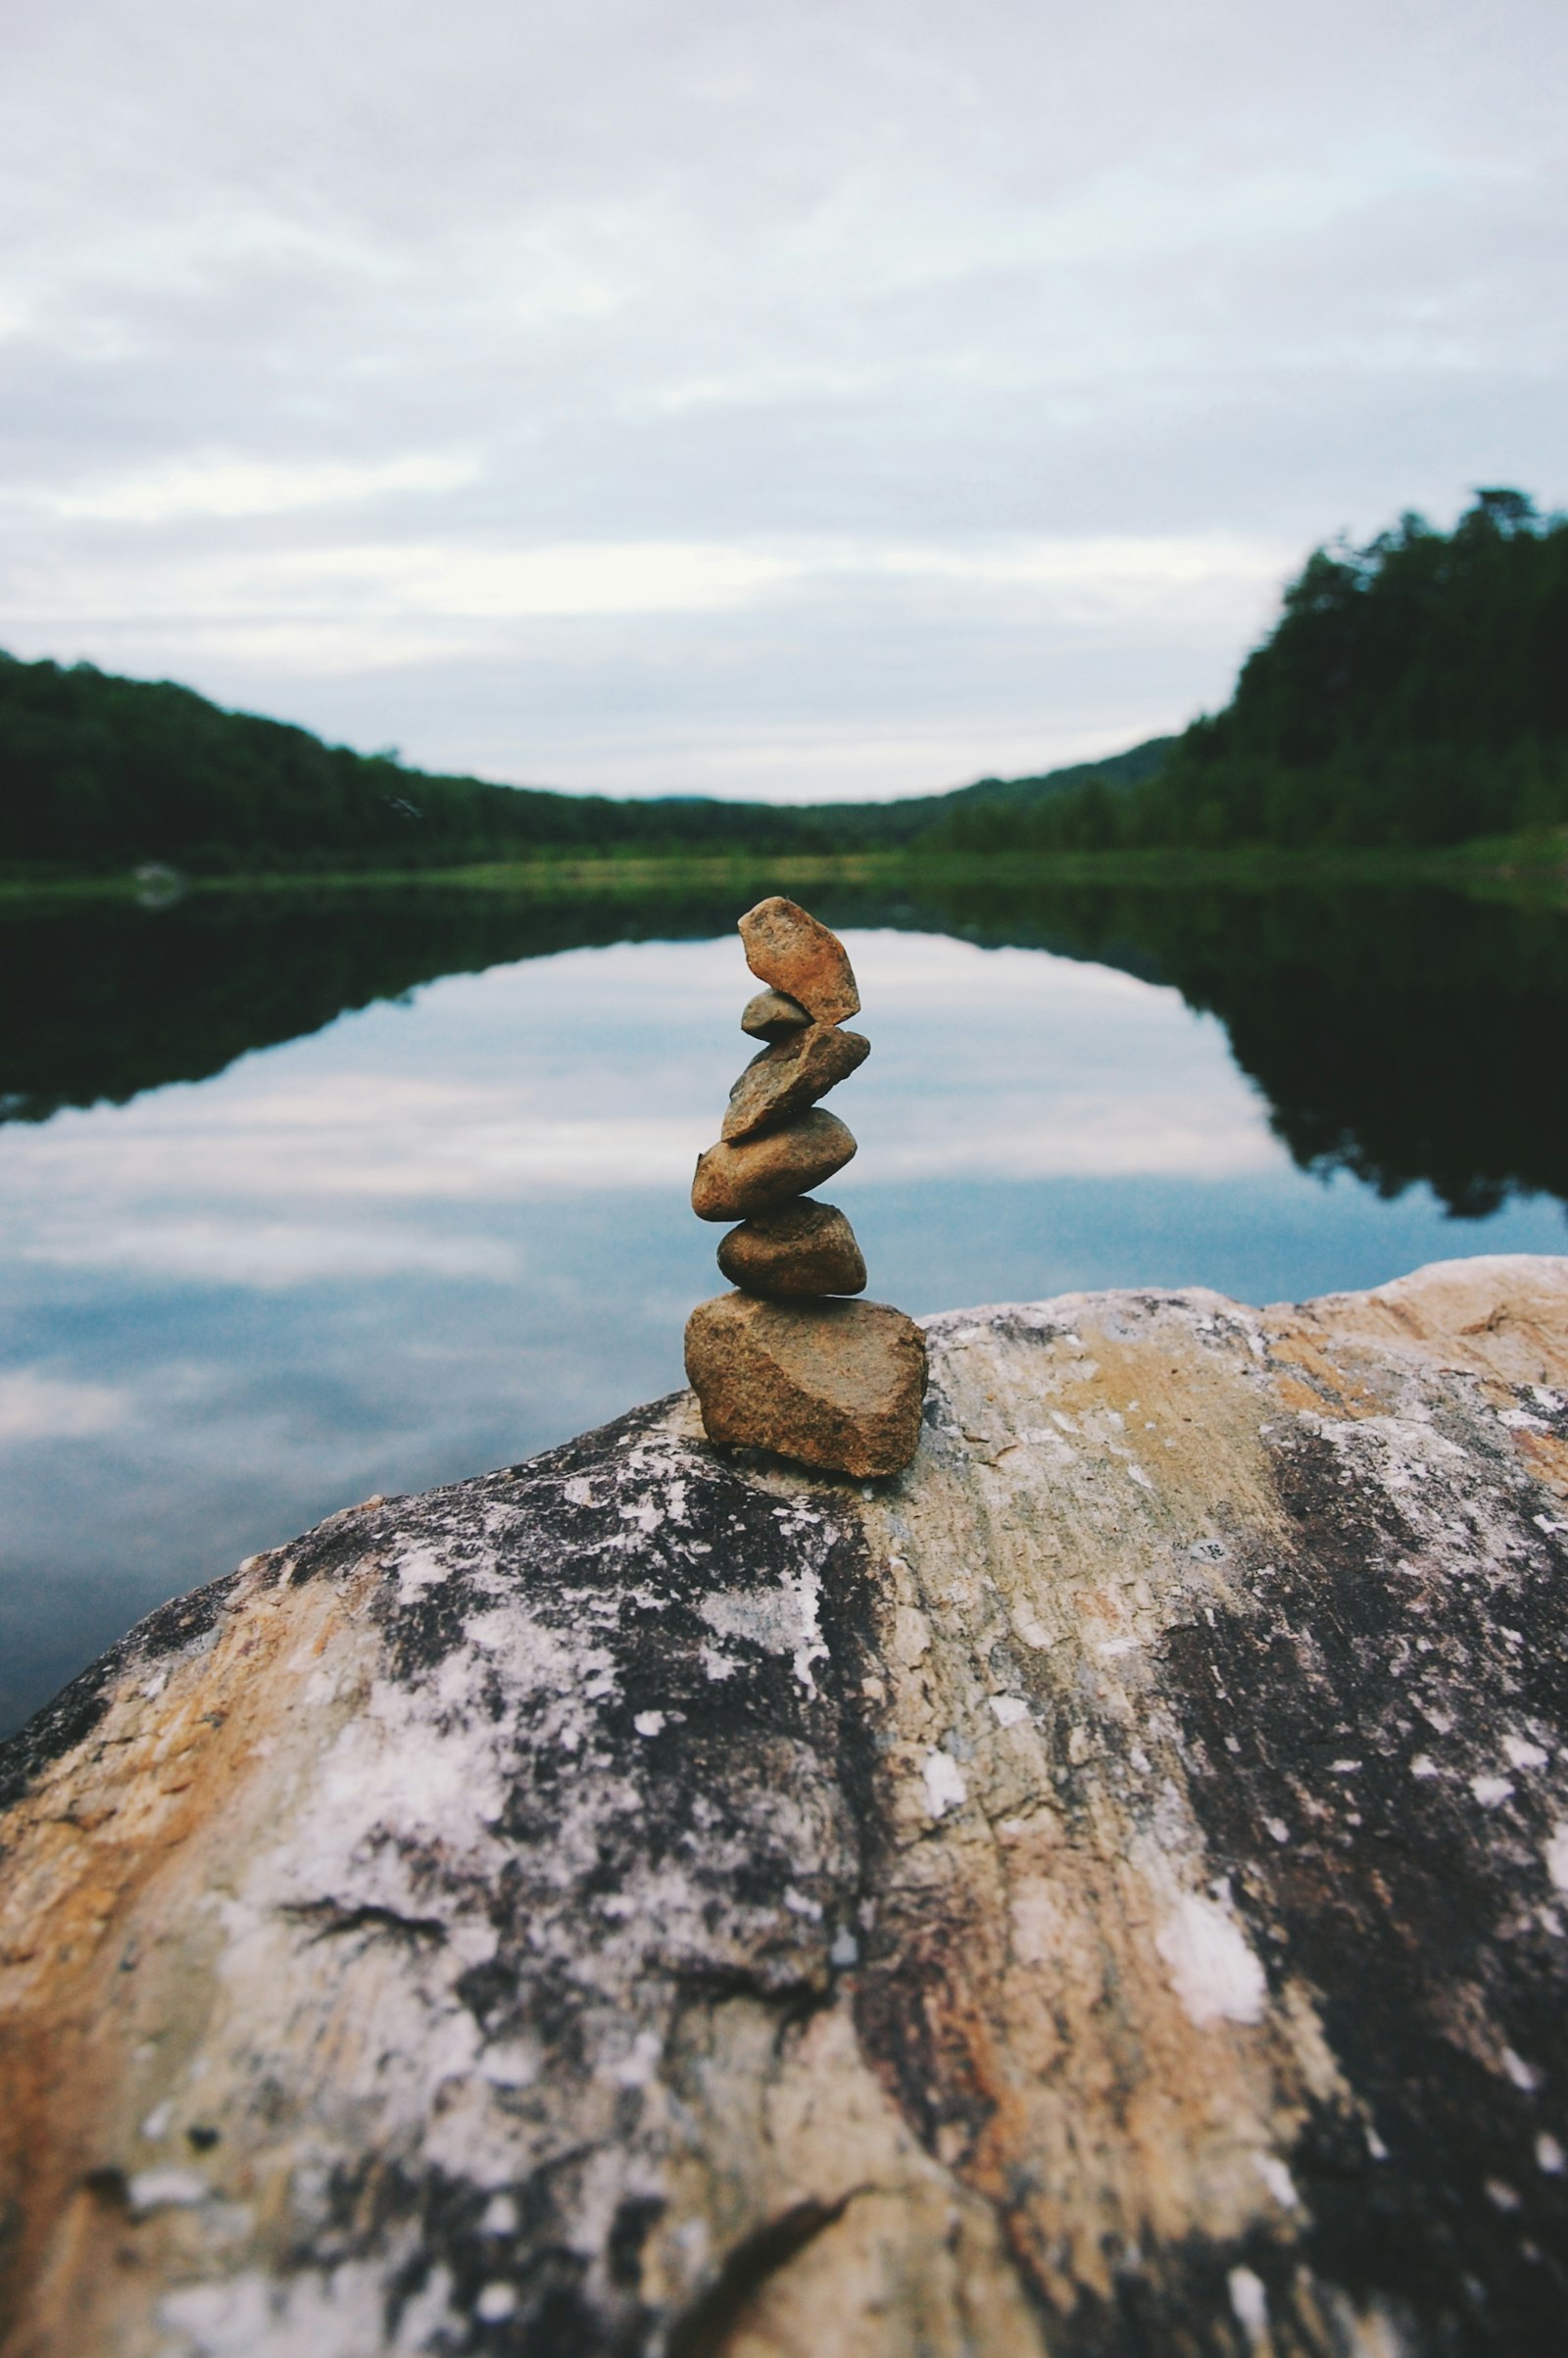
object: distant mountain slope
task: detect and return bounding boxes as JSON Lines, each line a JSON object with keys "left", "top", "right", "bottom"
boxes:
{"left": 0, "top": 654, "right": 805, "bottom": 871}
{"left": 936, "top": 735, "right": 1176, "bottom": 811}
{"left": 0, "top": 647, "right": 1169, "bottom": 871}
{"left": 808, "top": 735, "right": 1176, "bottom": 846}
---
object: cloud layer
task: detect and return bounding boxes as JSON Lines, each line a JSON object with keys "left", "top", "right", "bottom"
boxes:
{"left": 2, "top": 0, "right": 1564, "bottom": 796}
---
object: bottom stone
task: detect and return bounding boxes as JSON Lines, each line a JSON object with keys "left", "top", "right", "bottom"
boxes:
{"left": 684, "top": 1292, "right": 928, "bottom": 1478}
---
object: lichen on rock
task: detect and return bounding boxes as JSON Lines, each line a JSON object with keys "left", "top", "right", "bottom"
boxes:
{"left": 2, "top": 1256, "right": 1567, "bottom": 2355}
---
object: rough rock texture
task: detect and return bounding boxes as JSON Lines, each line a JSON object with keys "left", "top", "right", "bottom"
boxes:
{"left": 685, "top": 1295, "right": 927, "bottom": 1477}
{"left": 738, "top": 898, "right": 859, "bottom": 1026}
{"left": 3, "top": 1255, "right": 1568, "bottom": 2357}
{"left": 720, "top": 1025, "right": 870, "bottom": 1145}
{"left": 691, "top": 1109, "right": 857, "bottom": 1222}
{"left": 715, "top": 1202, "right": 867, "bottom": 1300}
{"left": 740, "top": 989, "right": 810, "bottom": 1043}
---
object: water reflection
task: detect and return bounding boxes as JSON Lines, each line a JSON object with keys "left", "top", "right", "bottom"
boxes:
{"left": 7, "top": 879, "right": 1566, "bottom": 1216}
{"left": 1, "top": 881, "right": 1563, "bottom": 1733}
{"left": 918, "top": 881, "right": 1568, "bottom": 1217}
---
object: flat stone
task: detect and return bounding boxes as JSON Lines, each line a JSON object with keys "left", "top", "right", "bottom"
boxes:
{"left": 739, "top": 897, "right": 860, "bottom": 1025}
{"left": 684, "top": 1293, "right": 927, "bottom": 1477}
{"left": 721, "top": 1022, "right": 869, "bottom": 1144}
{"left": 741, "top": 988, "right": 810, "bottom": 1042}
{"left": 692, "top": 1108, "right": 857, "bottom": 1221}
{"left": 716, "top": 1201, "right": 867, "bottom": 1298}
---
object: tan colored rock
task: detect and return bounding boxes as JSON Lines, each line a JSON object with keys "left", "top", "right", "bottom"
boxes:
{"left": 716, "top": 1200, "right": 867, "bottom": 1298}
{"left": 741, "top": 987, "right": 810, "bottom": 1041}
{"left": 721, "top": 1022, "right": 869, "bottom": 1144}
{"left": 692, "top": 1107, "right": 857, "bottom": 1221}
{"left": 4, "top": 1256, "right": 1568, "bottom": 2355}
{"left": 739, "top": 897, "right": 860, "bottom": 1024}
{"left": 684, "top": 1292, "right": 926, "bottom": 1476}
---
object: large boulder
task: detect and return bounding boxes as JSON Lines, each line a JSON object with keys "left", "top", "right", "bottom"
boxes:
{"left": 2, "top": 1256, "right": 1567, "bottom": 2356}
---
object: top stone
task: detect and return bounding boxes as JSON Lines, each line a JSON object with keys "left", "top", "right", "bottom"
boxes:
{"left": 738, "top": 898, "right": 859, "bottom": 1026}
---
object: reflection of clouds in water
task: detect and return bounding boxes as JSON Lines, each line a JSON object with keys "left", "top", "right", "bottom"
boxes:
{"left": 871, "top": 1096, "right": 1282, "bottom": 1181}
{"left": 8, "top": 1086, "right": 702, "bottom": 1204}
{"left": 0, "top": 1370, "right": 131, "bottom": 1442}
{"left": 22, "top": 1217, "right": 528, "bottom": 1290}
{"left": 0, "top": 934, "right": 1285, "bottom": 1286}
{"left": 3, "top": 923, "right": 1564, "bottom": 1734}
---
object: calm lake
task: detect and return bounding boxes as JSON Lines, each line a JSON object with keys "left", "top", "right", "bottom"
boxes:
{"left": 3, "top": 874, "right": 1565, "bottom": 1734}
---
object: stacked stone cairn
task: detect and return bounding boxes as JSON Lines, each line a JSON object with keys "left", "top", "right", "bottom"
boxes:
{"left": 683, "top": 897, "right": 928, "bottom": 1479}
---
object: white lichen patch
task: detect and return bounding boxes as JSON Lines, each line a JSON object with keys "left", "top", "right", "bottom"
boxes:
{"left": 784, "top": 1564, "right": 829, "bottom": 1694}
{"left": 128, "top": 2168, "right": 209, "bottom": 2213}
{"left": 386, "top": 1543, "right": 452, "bottom": 1603}
{"left": 1154, "top": 1894, "right": 1268, "bottom": 2028}
{"left": 922, "top": 1750, "right": 968, "bottom": 1819}
{"left": 1251, "top": 2152, "right": 1298, "bottom": 2209}
{"left": 1545, "top": 1823, "right": 1568, "bottom": 1892}
{"left": 1501, "top": 2046, "right": 1539, "bottom": 2092}
{"left": 1229, "top": 2264, "right": 1269, "bottom": 2345}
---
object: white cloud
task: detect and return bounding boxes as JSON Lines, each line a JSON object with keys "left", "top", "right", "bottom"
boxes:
{"left": 276, "top": 539, "right": 807, "bottom": 620}
{"left": 22, "top": 1219, "right": 525, "bottom": 1291}
{"left": 49, "top": 452, "right": 480, "bottom": 524}
{"left": 0, "top": 1369, "right": 130, "bottom": 1441}
{"left": 0, "top": 0, "right": 1561, "bottom": 795}
{"left": 264, "top": 529, "right": 1290, "bottom": 625}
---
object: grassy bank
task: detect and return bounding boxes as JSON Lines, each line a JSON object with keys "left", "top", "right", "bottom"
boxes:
{"left": 0, "top": 848, "right": 908, "bottom": 909}
{"left": 3, "top": 830, "right": 1565, "bottom": 910}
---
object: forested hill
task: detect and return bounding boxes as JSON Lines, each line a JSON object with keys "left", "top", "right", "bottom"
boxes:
{"left": 5, "top": 486, "right": 1562, "bottom": 874}
{"left": 0, "top": 660, "right": 800, "bottom": 871}
{"left": 0, "top": 647, "right": 1166, "bottom": 874}
{"left": 939, "top": 489, "right": 1568, "bottom": 854}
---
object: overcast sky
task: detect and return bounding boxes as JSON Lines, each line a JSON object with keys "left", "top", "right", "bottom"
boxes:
{"left": 2, "top": 0, "right": 1563, "bottom": 802}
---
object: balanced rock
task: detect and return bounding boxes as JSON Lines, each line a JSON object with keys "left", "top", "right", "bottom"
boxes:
{"left": 716, "top": 1199, "right": 867, "bottom": 1298}
{"left": 692, "top": 1108, "right": 858, "bottom": 1221}
{"left": 741, "top": 986, "right": 810, "bottom": 1041}
{"left": 739, "top": 895, "right": 860, "bottom": 1025}
{"left": 694, "top": 900, "right": 888, "bottom": 1480}
{"left": 721, "top": 1021, "right": 870, "bottom": 1144}
{"left": 684, "top": 1292, "right": 926, "bottom": 1476}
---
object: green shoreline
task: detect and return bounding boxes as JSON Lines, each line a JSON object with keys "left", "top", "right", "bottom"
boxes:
{"left": 3, "top": 833, "right": 1566, "bottom": 909}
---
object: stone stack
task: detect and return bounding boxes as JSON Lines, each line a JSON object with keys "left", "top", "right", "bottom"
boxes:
{"left": 683, "top": 897, "right": 927, "bottom": 1478}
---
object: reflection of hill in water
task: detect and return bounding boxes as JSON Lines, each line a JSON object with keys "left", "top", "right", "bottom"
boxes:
{"left": 4, "top": 878, "right": 1565, "bottom": 1218}
{"left": 922, "top": 881, "right": 1568, "bottom": 1220}
{"left": 0, "top": 889, "right": 744, "bottom": 1125}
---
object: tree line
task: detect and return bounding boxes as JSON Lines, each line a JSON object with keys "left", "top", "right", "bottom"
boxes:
{"left": 9, "top": 876, "right": 1564, "bottom": 1219}
{"left": 0, "top": 662, "right": 848, "bottom": 871}
{"left": 935, "top": 490, "right": 1568, "bottom": 855}
{"left": 0, "top": 651, "right": 1175, "bottom": 872}
{"left": 2, "top": 488, "right": 1562, "bottom": 873}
